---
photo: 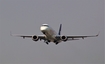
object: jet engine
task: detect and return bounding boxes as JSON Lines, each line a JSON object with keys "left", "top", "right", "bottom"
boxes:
{"left": 32, "top": 35, "right": 39, "bottom": 41}
{"left": 60, "top": 36, "right": 68, "bottom": 41}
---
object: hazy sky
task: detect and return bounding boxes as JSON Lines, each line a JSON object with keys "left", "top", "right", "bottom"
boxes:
{"left": 0, "top": 0, "right": 104, "bottom": 64}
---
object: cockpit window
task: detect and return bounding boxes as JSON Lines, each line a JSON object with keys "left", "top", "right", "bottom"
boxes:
{"left": 42, "top": 24, "right": 49, "bottom": 27}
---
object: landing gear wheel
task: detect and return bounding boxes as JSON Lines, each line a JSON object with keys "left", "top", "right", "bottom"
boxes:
{"left": 44, "top": 40, "right": 49, "bottom": 45}
{"left": 46, "top": 42, "right": 49, "bottom": 45}
{"left": 55, "top": 42, "right": 59, "bottom": 45}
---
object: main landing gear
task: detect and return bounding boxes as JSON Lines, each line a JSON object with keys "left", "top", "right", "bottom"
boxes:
{"left": 54, "top": 40, "right": 59, "bottom": 45}
{"left": 46, "top": 42, "right": 49, "bottom": 45}
{"left": 44, "top": 40, "right": 59, "bottom": 45}
{"left": 44, "top": 40, "right": 50, "bottom": 45}
{"left": 55, "top": 42, "right": 59, "bottom": 45}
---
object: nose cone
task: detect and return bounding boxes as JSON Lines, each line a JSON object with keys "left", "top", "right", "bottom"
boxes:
{"left": 40, "top": 26, "right": 48, "bottom": 32}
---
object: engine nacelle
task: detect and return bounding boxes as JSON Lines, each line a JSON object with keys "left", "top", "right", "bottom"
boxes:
{"left": 32, "top": 35, "right": 39, "bottom": 41}
{"left": 60, "top": 36, "right": 68, "bottom": 41}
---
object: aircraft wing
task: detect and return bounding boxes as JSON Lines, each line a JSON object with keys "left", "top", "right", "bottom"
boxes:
{"left": 11, "top": 33, "right": 46, "bottom": 40}
{"left": 56, "top": 33, "right": 99, "bottom": 41}
{"left": 67, "top": 34, "right": 99, "bottom": 39}
{"left": 11, "top": 34, "right": 32, "bottom": 38}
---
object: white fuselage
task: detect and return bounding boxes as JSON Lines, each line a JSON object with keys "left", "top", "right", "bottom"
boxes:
{"left": 40, "top": 24, "right": 57, "bottom": 42}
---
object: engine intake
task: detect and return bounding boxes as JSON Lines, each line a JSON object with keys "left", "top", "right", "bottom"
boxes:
{"left": 61, "top": 36, "right": 68, "bottom": 41}
{"left": 32, "top": 35, "right": 39, "bottom": 41}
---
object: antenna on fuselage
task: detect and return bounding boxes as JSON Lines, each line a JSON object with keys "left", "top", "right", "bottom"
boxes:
{"left": 58, "top": 24, "right": 62, "bottom": 35}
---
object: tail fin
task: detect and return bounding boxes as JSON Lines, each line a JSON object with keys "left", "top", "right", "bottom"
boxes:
{"left": 58, "top": 24, "right": 62, "bottom": 35}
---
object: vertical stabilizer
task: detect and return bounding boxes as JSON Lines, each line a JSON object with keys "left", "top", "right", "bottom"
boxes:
{"left": 58, "top": 24, "right": 62, "bottom": 35}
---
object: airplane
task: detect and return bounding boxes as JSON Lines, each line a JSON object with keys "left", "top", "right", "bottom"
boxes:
{"left": 11, "top": 24, "right": 99, "bottom": 45}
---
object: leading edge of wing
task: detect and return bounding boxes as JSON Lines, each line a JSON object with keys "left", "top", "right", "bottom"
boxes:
{"left": 10, "top": 31, "right": 45, "bottom": 39}
{"left": 11, "top": 34, "right": 45, "bottom": 39}
{"left": 67, "top": 32, "right": 99, "bottom": 39}
{"left": 10, "top": 33, "right": 33, "bottom": 38}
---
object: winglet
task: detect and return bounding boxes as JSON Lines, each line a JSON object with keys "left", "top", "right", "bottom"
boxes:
{"left": 96, "top": 31, "right": 100, "bottom": 36}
